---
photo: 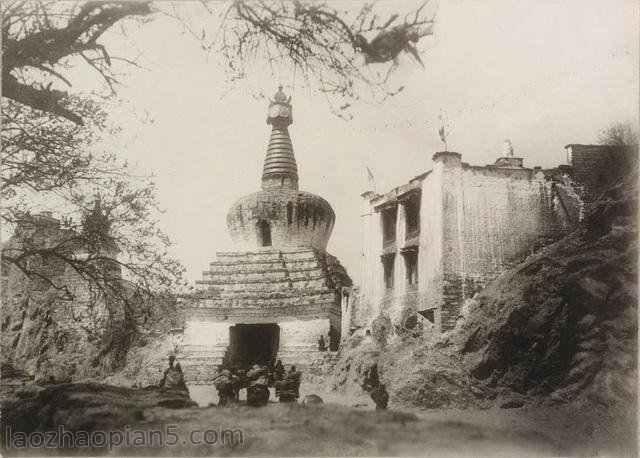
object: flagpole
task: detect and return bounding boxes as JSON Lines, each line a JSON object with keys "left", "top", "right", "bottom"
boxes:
{"left": 366, "top": 166, "right": 377, "bottom": 193}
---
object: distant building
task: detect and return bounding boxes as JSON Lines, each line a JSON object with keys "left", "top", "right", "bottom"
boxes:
{"left": 352, "top": 141, "right": 634, "bottom": 335}
{"left": 179, "top": 88, "right": 351, "bottom": 384}
{"left": 1, "top": 202, "right": 122, "bottom": 380}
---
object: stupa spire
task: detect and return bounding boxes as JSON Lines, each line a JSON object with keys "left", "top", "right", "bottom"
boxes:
{"left": 262, "top": 86, "right": 298, "bottom": 190}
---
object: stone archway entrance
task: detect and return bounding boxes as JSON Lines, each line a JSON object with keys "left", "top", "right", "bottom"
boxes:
{"left": 228, "top": 323, "right": 279, "bottom": 366}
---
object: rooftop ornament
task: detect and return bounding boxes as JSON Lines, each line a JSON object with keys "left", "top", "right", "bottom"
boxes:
{"left": 503, "top": 139, "right": 514, "bottom": 158}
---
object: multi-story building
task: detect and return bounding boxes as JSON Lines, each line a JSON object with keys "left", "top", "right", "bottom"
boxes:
{"left": 353, "top": 145, "right": 599, "bottom": 334}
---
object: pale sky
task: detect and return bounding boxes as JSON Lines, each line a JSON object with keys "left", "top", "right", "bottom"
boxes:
{"left": 70, "top": 0, "right": 639, "bottom": 283}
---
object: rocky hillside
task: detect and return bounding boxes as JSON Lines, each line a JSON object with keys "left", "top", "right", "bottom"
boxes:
{"left": 0, "top": 270, "right": 106, "bottom": 383}
{"left": 334, "top": 167, "right": 637, "bottom": 413}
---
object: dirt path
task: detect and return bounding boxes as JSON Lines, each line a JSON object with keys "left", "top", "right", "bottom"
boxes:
{"left": 2, "top": 382, "right": 635, "bottom": 456}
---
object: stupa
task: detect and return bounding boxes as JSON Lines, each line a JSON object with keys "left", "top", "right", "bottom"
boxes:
{"left": 179, "top": 87, "right": 351, "bottom": 384}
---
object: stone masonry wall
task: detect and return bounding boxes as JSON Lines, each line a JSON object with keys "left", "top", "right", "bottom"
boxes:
{"left": 178, "top": 317, "right": 332, "bottom": 384}
{"left": 179, "top": 247, "right": 348, "bottom": 383}
{"left": 178, "top": 320, "right": 230, "bottom": 384}
{"left": 439, "top": 161, "right": 576, "bottom": 330}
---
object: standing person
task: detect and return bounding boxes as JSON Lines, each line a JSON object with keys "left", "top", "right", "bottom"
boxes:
{"left": 159, "top": 351, "right": 188, "bottom": 393}
{"left": 277, "top": 365, "right": 302, "bottom": 403}
{"left": 274, "top": 359, "right": 285, "bottom": 397}
{"left": 213, "top": 365, "right": 238, "bottom": 406}
{"left": 267, "top": 359, "right": 276, "bottom": 388}
{"left": 274, "top": 359, "right": 285, "bottom": 381}
{"left": 246, "top": 363, "right": 270, "bottom": 407}
{"left": 288, "top": 365, "right": 301, "bottom": 396}
{"left": 328, "top": 325, "right": 339, "bottom": 351}
{"left": 362, "top": 364, "right": 388, "bottom": 410}
{"left": 318, "top": 335, "right": 327, "bottom": 352}
{"left": 234, "top": 367, "right": 248, "bottom": 401}
{"left": 370, "top": 384, "right": 389, "bottom": 410}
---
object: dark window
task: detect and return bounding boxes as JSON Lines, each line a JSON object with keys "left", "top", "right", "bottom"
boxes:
{"left": 382, "top": 255, "right": 395, "bottom": 290}
{"left": 404, "top": 251, "right": 418, "bottom": 286}
{"left": 382, "top": 207, "right": 397, "bottom": 244}
{"left": 405, "top": 194, "right": 421, "bottom": 238}
{"left": 257, "top": 220, "right": 272, "bottom": 247}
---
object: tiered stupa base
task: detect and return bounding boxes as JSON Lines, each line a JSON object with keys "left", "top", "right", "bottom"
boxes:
{"left": 178, "top": 248, "right": 348, "bottom": 384}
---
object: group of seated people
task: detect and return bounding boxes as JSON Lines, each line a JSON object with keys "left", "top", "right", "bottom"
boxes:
{"left": 213, "top": 359, "right": 301, "bottom": 406}
{"left": 159, "top": 351, "right": 387, "bottom": 410}
{"left": 159, "top": 353, "right": 302, "bottom": 407}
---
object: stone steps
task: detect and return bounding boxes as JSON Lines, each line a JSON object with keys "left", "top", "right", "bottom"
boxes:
{"left": 202, "top": 265, "right": 324, "bottom": 281}
{"left": 192, "top": 291, "right": 336, "bottom": 309}
{"left": 282, "top": 254, "right": 319, "bottom": 263}
{"left": 202, "top": 267, "right": 288, "bottom": 279}
{"left": 215, "top": 249, "right": 317, "bottom": 263}
{"left": 196, "top": 247, "right": 330, "bottom": 295}
{"left": 209, "top": 259, "right": 319, "bottom": 269}
{"left": 197, "top": 272, "right": 325, "bottom": 286}
{"left": 196, "top": 276, "right": 327, "bottom": 291}
{"left": 195, "top": 288, "right": 334, "bottom": 300}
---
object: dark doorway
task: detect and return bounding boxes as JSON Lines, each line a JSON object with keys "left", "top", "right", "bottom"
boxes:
{"left": 382, "top": 254, "right": 395, "bottom": 290}
{"left": 257, "top": 220, "right": 272, "bottom": 247}
{"left": 403, "top": 250, "right": 419, "bottom": 288}
{"left": 228, "top": 324, "right": 279, "bottom": 366}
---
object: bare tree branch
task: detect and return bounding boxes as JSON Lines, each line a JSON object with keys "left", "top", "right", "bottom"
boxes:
{"left": 2, "top": 1, "right": 153, "bottom": 123}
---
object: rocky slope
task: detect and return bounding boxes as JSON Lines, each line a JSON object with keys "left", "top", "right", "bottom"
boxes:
{"left": 455, "top": 167, "right": 637, "bottom": 407}
{"left": 0, "top": 269, "right": 105, "bottom": 383}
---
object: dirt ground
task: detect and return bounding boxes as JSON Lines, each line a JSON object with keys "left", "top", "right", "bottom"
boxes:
{"left": 2, "top": 381, "right": 635, "bottom": 457}
{"left": 187, "top": 383, "right": 637, "bottom": 457}
{"left": 60, "top": 401, "right": 639, "bottom": 456}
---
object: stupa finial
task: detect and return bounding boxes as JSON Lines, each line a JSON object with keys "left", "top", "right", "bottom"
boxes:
{"left": 274, "top": 85, "right": 287, "bottom": 102}
{"left": 267, "top": 85, "right": 292, "bottom": 126}
{"left": 263, "top": 86, "right": 297, "bottom": 190}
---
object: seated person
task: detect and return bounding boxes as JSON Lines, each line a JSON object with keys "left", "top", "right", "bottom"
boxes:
{"left": 159, "top": 352, "right": 188, "bottom": 392}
